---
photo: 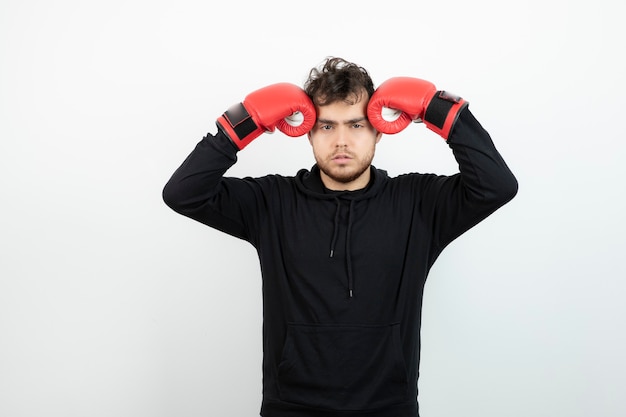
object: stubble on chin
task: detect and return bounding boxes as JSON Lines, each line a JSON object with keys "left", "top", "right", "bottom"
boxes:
{"left": 317, "top": 156, "right": 371, "bottom": 185}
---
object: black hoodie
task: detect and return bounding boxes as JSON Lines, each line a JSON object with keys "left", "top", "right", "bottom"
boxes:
{"left": 163, "top": 108, "right": 518, "bottom": 417}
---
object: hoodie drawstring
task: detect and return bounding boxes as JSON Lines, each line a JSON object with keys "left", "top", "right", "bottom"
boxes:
{"left": 345, "top": 200, "right": 355, "bottom": 298}
{"left": 329, "top": 198, "right": 355, "bottom": 298}
{"left": 329, "top": 199, "right": 341, "bottom": 259}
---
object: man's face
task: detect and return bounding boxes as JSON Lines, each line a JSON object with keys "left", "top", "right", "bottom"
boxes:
{"left": 308, "top": 95, "right": 382, "bottom": 191}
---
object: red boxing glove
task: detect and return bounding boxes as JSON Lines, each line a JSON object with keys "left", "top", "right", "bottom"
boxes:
{"left": 367, "top": 77, "right": 468, "bottom": 140}
{"left": 216, "top": 83, "right": 316, "bottom": 150}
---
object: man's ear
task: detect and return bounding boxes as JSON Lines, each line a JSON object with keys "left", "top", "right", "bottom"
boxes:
{"left": 307, "top": 131, "right": 312, "bottom": 144}
{"left": 375, "top": 130, "right": 383, "bottom": 143}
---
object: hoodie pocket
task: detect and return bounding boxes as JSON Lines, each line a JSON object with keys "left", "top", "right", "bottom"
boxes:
{"left": 277, "top": 322, "right": 409, "bottom": 410}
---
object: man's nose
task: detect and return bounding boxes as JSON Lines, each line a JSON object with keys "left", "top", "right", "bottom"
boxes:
{"left": 335, "top": 126, "right": 348, "bottom": 147}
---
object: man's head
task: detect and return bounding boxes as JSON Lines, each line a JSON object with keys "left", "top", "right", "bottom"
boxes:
{"left": 304, "top": 57, "right": 382, "bottom": 191}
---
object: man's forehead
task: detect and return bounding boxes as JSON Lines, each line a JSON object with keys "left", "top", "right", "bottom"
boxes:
{"left": 316, "top": 99, "right": 368, "bottom": 121}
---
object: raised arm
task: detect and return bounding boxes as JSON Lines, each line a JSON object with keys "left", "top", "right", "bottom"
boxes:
{"left": 368, "top": 77, "right": 518, "bottom": 248}
{"left": 162, "top": 83, "right": 316, "bottom": 240}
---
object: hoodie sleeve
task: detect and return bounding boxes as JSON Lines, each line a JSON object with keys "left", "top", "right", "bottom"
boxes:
{"left": 424, "top": 107, "right": 518, "bottom": 252}
{"left": 162, "top": 130, "right": 259, "bottom": 242}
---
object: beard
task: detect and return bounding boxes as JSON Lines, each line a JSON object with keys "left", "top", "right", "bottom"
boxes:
{"left": 315, "top": 149, "right": 375, "bottom": 185}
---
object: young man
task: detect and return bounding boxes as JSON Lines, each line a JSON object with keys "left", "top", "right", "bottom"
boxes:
{"left": 163, "top": 57, "right": 518, "bottom": 417}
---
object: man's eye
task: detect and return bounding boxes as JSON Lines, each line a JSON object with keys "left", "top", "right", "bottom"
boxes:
{"left": 321, "top": 125, "right": 332, "bottom": 130}
{"left": 352, "top": 123, "right": 364, "bottom": 129}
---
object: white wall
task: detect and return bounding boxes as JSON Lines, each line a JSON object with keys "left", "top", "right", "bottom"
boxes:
{"left": 1, "top": 1, "right": 624, "bottom": 416}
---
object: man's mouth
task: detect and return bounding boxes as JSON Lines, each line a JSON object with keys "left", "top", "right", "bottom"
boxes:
{"left": 332, "top": 153, "right": 352, "bottom": 162}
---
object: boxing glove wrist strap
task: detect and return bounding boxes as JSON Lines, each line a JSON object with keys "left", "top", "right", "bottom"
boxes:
{"left": 424, "top": 91, "right": 468, "bottom": 139}
{"left": 216, "top": 103, "right": 263, "bottom": 149}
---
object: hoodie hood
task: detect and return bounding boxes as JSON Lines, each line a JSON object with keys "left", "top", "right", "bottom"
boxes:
{"left": 294, "top": 164, "right": 388, "bottom": 198}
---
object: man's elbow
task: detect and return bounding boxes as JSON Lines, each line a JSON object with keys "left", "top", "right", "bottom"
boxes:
{"left": 495, "top": 173, "right": 519, "bottom": 206}
{"left": 162, "top": 182, "right": 184, "bottom": 213}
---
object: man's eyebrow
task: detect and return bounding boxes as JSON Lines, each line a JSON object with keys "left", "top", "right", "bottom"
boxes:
{"left": 316, "top": 117, "right": 368, "bottom": 125}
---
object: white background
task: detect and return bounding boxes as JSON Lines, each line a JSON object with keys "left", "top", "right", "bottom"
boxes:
{"left": 1, "top": 1, "right": 624, "bottom": 416}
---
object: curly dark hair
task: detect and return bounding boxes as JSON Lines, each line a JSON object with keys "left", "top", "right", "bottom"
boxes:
{"left": 304, "top": 57, "right": 375, "bottom": 106}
